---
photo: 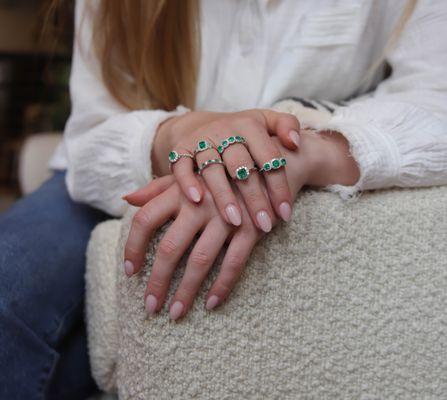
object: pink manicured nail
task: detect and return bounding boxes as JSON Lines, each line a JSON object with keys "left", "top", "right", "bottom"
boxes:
{"left": 169, "top": 301, "right": 184, "bottom": 321}
{"left": 205, "top": 295, "right": 220, "bottom": 311}
{"left": 256, "top": 211, "right": 272, "bottom": 233}
{"left": 289, "top": 130, "right": 300, "bottom": 147}
{"left": 145, "top": 295, "right": 158, "bottom": 316}
{"left": 225, "top": 204, "right": 242, "bottom": 226}
{"left": 279, "top": 202, "right": 292, "bottom": 222}
{"left": 124, "top": 260, "right": 134, "bottom": 277}
{"left": 188, "top": 187, "right": 201, "bottom": 203}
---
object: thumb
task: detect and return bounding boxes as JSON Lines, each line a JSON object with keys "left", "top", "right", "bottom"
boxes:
{"left": 259, "top": 109, "right": 301, "bottom": 151}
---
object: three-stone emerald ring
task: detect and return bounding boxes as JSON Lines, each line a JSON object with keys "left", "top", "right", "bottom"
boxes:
{"left": 233, "top": 165, "right": 258, "bottom": 181}
{"left": 194, "top": 139, "right": 215, "bottom": 155}
{"left": 217, "top": 135, "right": 246, "bottom": 154}
{"left": 259, "top": 157, "right": 287, "bottom": 173}
{"left": 168, "top": 150, "right": 194, "bottom": 171}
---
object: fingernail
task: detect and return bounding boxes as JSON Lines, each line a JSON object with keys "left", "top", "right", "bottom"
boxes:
{"left": 124, "top": 260, "right": 134, "bottom": 277}
{"left": 145, "top": 294, "right": 158, "bottom": 316}
{"left": 225, "top": 204, "right": 242, "bottom": 226}
{"left": 188, "top": 187, "right": 201, "bottom": 203}
{"left": 279, "top": 202, "right": 292, "bottom": 222}
{"left": 205, "top": 295, "right": 220, "bottom": 311}
{"left": 256, "top": 210, "right": 272, "bottom": 233}
{"left": 289, "top": 130, "right": 300, "bottom": 147}
{"left": 169, "top": 301, "right": 184, "bottom": 321}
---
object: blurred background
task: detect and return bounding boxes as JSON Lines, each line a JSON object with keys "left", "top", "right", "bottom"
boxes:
{"left": 0, "top": 0, "right": 73, "bottom": 213}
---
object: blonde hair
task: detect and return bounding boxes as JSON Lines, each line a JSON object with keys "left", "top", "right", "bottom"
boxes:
{"left": 91, "top": 0, "right": 200, "bottom": 111}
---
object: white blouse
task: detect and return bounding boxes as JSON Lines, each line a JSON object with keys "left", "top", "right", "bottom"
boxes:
{"left": 49, "top": 0, "right": 447, "bottom": 216}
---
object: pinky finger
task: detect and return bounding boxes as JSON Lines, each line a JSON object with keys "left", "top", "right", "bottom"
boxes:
{"left": 205, "top": 229, "right": 258, "bottom": 311}
{"left": 123, "top": 175, "right": 175, "bottom": 206}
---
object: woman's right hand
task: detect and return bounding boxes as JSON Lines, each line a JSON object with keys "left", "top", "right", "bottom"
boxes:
{"left": 151, "top": 109, "right": 302, "bottom": 232}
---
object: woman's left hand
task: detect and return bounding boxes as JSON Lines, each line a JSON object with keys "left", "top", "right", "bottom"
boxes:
{"left": 123, "top": 174, "right": 266, "bottom": 320}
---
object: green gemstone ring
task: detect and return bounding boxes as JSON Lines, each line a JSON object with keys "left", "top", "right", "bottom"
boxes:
{"left": 217, "top": 135, "right": 246, "bottom": 154}
{"left": 198, "top": 159, "right": 225, "bottom": 175}
{"left": 194, "top": 140, "right": 215, "bottom": 155}
{"left": 234, "top": 165, "right": 257, "bottom": 181}
{"left": 168, "top": 150, "right": 194, "bottom": 171}
{"left": 259, "top": 157, "right": 287, "bottom": 173}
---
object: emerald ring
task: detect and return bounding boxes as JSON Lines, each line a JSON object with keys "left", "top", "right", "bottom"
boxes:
{"left": 259, "top": 157, "right": 287, "bottom": 173}
{"left": 217, "top": 135, "right": 246, "bottom": 154}
{"left": 234, "top": 165, "right": 257, "bottom": 181}
{"left": 198, "top": 159, "right": 225, "bottom": 175}
{"left": 194, "top": 140, "right": 215, "bottom": 155}
{"left": 168, "top": 150, "right": 194, "bottom": 171}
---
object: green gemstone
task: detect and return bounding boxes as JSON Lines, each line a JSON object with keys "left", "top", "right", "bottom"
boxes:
{"left": 217, "top": 145, "right": 223, "bottom": 153}
{"left": 236, "top": 167, "right": 249, "bottom": 180}
{"left": 169, "top": 151, "right": 177, "bottom": 162}
{"left": 263, "top": 162, "right": 271, "bottom": 171}
{"left": 281, "top": 158, "right": 287, "bottom": 166}
{"left": 235, "top": 135, "right": 242, "bottom": 142}
{"left": 272, "top": 159, "right": 280, "bottom": 169}
{"left": 228, "top": 136, "right": 235, "bottom": 143}
{"left": 199, "top": 141, "right": 207, "bottom": 150}
{"left": 222, "top": 140, "right": 229, "bottom": 148}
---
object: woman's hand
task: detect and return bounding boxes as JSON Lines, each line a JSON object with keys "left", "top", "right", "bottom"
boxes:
{"left": 124, "top": 128, "right": 360, "bottom": 320}
{"left": 124, "top": 174, "right": 267, "bottom": 320}
{"left": 151, "top": 109, "right": 302, "bottom": 232}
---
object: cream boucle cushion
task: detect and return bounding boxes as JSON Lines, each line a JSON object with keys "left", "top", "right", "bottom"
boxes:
{"left": 86, "top": 184, "right": 447, "bottom": 399}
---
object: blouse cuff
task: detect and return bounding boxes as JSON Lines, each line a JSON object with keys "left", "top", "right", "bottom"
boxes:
{"left": 313, "top": 101, "right": 447, "bottom": 200}
{"left": 129, "top": 105, "right": 190, "bottom": 186}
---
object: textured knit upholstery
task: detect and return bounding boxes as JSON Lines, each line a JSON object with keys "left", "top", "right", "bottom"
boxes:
{"left": 86, "top": 184, "right": 447, "bottom": 399}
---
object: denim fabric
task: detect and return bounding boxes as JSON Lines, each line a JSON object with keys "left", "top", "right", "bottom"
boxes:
{"left": 0, "top": 171, "right": 110, "bottom": 400}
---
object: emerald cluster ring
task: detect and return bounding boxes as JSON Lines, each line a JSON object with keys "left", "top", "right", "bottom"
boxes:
{"left": 198, "top": 159, "right": 225, "bottom": 175}
{"left": 217, "top": 135, "right": 246, "bottom": 154}
{"left": 168, "top": 150, "right": 194, "bottom": 171}
{"left": 194, "top": 140, "right": 215, "bottom": 155}
{"left": 259, "top": 157, "right": 287, "bottom": 172}
{"left": 234, "top": 165, "right": 257, "bottom": 181}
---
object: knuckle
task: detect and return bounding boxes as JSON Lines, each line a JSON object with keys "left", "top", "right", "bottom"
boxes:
{"left": 133, "top": 209, "right": 151, "bottom": 228}
{"left": 243, "top": 188, "right": 263, "bottom": 206}
{"left": 158, "top": 238, "right": 178, "bottom": 258}
{"left": 225, "top": 253, "right": 245, "bottom": 276}
{"left": 190, "top": 249, "right": 212, "bottom": 268}
{"left": 270, "top": 180, "right": 290, "bottom": 195}
{"left": 147, "top": 277, "right": 165, "bottom": 293}
{"left": 211, "top": 187, "right": 231, "bottom": 204}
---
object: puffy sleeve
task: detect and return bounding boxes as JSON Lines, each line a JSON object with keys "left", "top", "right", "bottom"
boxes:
{"left": 62, "top": 0, "right": 189, "bottom": 216}
{"left": 314, "top": 0, "right": 447, "bottom": 199}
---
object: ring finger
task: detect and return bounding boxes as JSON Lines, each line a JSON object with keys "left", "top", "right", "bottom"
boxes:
{"left": 194, "top": 139, "right": 242, "bottom": 227}
{"left": 222, "top": 142, "right": 274, "bottom": 233}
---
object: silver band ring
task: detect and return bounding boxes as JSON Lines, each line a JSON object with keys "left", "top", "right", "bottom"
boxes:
{"left": 194, "top": 140, "right": 215, "bottom": 155}
{"left": 234, "top": 165, "right": 257, "bottom": 181}
{"left": 259, "top": 157, "right": 287, "bottom": 172}
{"left": 198, "top": 159, "right": 225, "bottom": 175}
{"left": 217, "top": 135, "right": 247, "bottom": 154}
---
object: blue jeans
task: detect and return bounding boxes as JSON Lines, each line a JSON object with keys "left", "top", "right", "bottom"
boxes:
{"left": 0, "top": 171, "right": 110, "bottom": 400}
